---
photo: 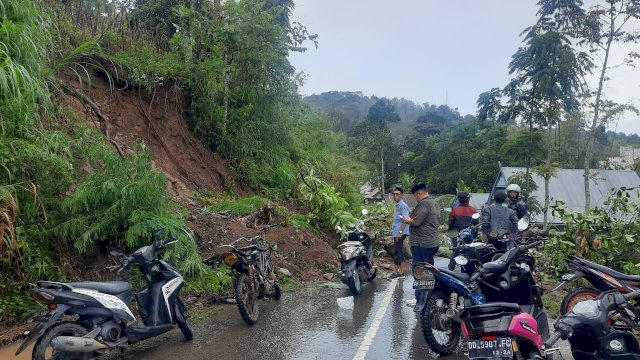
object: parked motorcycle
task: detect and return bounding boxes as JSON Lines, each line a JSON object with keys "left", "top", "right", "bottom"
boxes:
{"left": 545, "top": 289, "right": 640, "bottom": 360}
{"left": 16, "top": 231, "right": 192, "bottom": 360}
{"left": 459, "top": 272, "right": 553, "bottom": 359}
{"left": 414, "top": 218, "right": 547, "bottom": 355}
{"left": 205, "top": 235, "right": 280, "bottom": 325}
{"left": 449, "top": 214, "right": 500, "bottom": 275}
{"left": 554, "top": 255, "right": 640, "bottom": 320}
{"left": 336, "top": 209, "right": 377, "bottom": 296}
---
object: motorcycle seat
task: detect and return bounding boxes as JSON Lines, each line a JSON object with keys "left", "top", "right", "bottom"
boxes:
{"left": 438, "top": 268, "right": 470, "bottom": 282}
{"left": 462, "top": 302, "right": 521, "bottom": 316}
{"left": 68, "top": 281, "right": 132, "bottom": 298}
{"left": 519, "top": 305, "right": 534, "bottom": 314}
{"left": 576, "top": 258, "right": 640, "bottom": 282}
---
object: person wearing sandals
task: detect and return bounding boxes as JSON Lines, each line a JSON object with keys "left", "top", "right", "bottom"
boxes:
{"left": 389, "top": 187, "right": 409, "bottom": 279}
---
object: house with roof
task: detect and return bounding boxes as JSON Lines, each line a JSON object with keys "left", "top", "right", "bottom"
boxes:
{"left": 490, "top": 167, "right": 640, "bottom": 225}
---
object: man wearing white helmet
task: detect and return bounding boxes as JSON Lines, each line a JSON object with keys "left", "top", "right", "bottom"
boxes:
{"left": 506, "top": 183, "right": 528, "bottom": 220}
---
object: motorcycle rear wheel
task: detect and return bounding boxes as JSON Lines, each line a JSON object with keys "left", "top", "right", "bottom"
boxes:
{"left": 33, "top": 322, "right": 91, "bottom": 360}
{"left": 560, "top": 287, "right": 601, "bottom": 315}
{"left": 235, "top": 273, "right": 259, "bottom": 325}
{"left": 347, "top": 271, "right": 361, "bottom": 296}
{"left": 421, "top": 290, "right": 461, "bottom": 355}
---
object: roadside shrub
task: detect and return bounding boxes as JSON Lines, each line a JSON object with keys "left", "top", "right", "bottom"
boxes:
{"left": 544, "top": 189, "right": 640, "bottom": 276}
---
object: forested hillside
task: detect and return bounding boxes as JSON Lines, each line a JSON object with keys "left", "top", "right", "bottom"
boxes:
{"left": 305, "top": 91, "right": 640, "bottom": 194}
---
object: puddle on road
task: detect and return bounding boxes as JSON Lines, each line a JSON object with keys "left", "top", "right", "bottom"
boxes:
{"left": 0, "top": 342, "right": 32, "bottom": 360}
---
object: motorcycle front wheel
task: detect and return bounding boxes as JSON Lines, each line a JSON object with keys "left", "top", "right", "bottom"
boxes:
{"left": 33, "top": 322, "right": 92, "bottom": 360}
{"left": 421, "top": 290, "right": 461, "bottom": 355}
{"left": 175, "top": 297, "right": 194, "bottom": 341}
{"left": 347, "top": 270, "right": 361, "bottom": 296}
{"left": 235, "top": 273, "right": 259, "bottom": 325}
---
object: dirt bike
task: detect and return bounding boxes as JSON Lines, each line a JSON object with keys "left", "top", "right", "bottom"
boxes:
{"left": 205, "top": 235, "right": 280, "bottom": 325}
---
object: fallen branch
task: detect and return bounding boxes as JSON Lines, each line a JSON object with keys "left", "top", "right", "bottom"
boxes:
{"left": 57, "top": 80, "right": 126, "bottom": 157}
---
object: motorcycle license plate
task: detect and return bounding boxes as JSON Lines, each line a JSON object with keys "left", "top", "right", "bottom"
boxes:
{"left": 467, "top": 338, "right": 513, "bottom": 359}
{"left": 412, "top": 280, "right": 434, "bottom": 289}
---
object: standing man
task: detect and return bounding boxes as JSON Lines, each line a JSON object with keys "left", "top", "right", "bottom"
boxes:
{"left": 506, "top": 184, "right": 528, "bottom": 220}
{"left": 447, "top": 192, "right": 476, "bottom": 270}
{"left": 481, "top": 190, "right": 518, "bottom": 249}
{"left": 400, "top": 184, "right": 441, "bottom": 269}
{"left": 401, "top": 184, "right": 441, "bottom": 309}
{"left": 389, "top": 187, "right": 410, "bottom": 279}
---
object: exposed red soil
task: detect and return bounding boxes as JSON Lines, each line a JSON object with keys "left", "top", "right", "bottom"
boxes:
{"left": 57, "top": 68, "right": 246, "bottom": 197}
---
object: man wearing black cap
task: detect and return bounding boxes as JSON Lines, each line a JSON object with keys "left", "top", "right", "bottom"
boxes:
{"left": 447, "top": 192, "right": 476, "bottom": 270}
{"left": 400, "top": 184, "right": 442, "bottom": 271}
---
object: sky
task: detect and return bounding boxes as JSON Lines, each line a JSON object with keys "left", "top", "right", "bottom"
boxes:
{"left": 288, "top": 0, "right": 640, "bottom": 135}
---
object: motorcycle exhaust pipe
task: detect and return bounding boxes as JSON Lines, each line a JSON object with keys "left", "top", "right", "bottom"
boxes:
{"left": 51, "top": 336, "right": 108, "bottom": 352}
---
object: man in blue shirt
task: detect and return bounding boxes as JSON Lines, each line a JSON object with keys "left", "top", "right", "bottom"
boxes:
{"left": 389, "top": 186, "right": 410, "bottom": 279}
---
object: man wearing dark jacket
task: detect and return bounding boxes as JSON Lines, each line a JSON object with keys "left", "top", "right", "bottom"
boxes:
{"left": 448, "top": 192, "right": 476, "bottom": 270}
{"left": 481, "top": 190, "right": 518, "bottom": 248}
{"left": 506, "top": 183, "right": 528, "bottom": 220}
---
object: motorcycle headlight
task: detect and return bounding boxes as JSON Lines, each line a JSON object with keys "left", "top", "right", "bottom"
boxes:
{"left": 221, "top": 252, "right": 238, "bottom": 266}
{"left": 31, "top": 289, "right": 54, "bottom": 304}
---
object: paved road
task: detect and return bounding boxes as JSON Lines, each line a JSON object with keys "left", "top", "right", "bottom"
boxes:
{"left": 119, "top": 258, "right": 464, "bottom": 360}
{"left": 1, "top": 257, "right": 572, "bottom": 359}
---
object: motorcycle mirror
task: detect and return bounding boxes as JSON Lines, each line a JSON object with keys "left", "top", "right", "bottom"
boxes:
{"left": 455, "top": 255, "right": 468, "bottom": 266}
{"left": 472, "top": 213, "right": 480, "bottom": 220}
{"left": 517, "top": 217, "right": 530, "bottom": 231}
{"left": 110, "top": 250, "right": 123, "bottom": 257}
{"left": 361, "top": 208, "right": 369, "bottom": 216}
{"left": 153, "top": 228, "right": 165, "bottom": 239}
{"left": 447, "top": 229, "right": 459, "bottom": 238}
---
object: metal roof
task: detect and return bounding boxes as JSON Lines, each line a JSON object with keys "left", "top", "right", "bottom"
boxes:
{"left": 469, "top": 193, "right": 489, "bottom": 210}
{"left": 492, "top": 167, "right": 640, "bottom": 223}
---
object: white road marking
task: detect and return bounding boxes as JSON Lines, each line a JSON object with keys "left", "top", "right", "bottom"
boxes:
{"left": 352, "top": 279, "right": 398, "bottom": 360}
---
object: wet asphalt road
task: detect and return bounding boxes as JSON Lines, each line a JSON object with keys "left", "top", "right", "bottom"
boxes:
{"left": 1, "top": 257, "right": 572, "bottom": 359}
{"left": 121, "top": 258, "right": 466, "bottom": 360}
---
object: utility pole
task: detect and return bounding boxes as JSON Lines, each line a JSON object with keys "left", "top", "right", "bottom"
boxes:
{"left": 381, "top": 148, "right": 385, "bottom": 200}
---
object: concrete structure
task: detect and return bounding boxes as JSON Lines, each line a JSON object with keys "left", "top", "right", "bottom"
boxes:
{"left": 600, "top": 146, "right": 640, "bottom": 170}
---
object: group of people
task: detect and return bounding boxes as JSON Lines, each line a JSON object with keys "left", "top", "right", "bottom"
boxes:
{"left": 388, "top": 183, "right": 528, "bottom": 279}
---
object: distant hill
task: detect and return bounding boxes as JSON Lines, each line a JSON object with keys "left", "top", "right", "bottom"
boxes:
{"left": 304, "top": 91, "right": 466, "bottom": 138}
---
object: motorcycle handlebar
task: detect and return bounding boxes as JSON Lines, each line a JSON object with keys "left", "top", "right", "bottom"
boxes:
{"left": 545, "top": 332, "right": 562, "bottom": 348}
{"left": 470, "top": 270, "right": 484, "bottom": 282}
{"left": 624, "top": 289, "right": 640, "bottom": 301}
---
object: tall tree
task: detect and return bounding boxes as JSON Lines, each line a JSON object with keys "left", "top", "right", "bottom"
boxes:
{"left": 505, "top": 0, "right": 592, "bottom": 229}
{"left": 578, "top": 0, "right": 640, "bottom": 210}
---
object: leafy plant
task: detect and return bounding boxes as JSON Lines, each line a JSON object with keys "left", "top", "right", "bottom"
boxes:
{"left": 206, "top": 196, "right": 269, "bottom": 217}
{"left": 546, "top": 189, "right": 640, "bottom": 276}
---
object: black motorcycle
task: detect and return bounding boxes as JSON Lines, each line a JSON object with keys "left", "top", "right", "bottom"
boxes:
{"left": 554, "top": 255, "right": 640, "bottom": 320}
{"left": 449, "top": 213, "right": 500, "bottom": 275}
{"left": 336, "top": 209, "right": 377, "bottom": 296}
{"left": 205, "top": 235, "right": 281, "bottom": 325}
{"left": 16, "top": 231, "right": 192, "bottom": 360}
{"left": 416, "top": 219, "right": 548, "bottom": 356}
{"left": 546, "top": 289, "right": 640, "bottom": 360}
